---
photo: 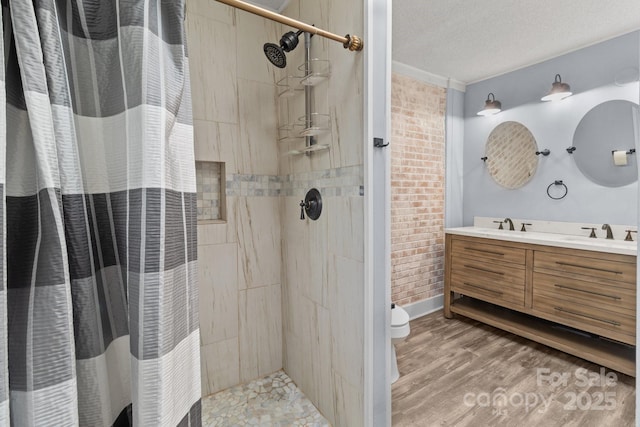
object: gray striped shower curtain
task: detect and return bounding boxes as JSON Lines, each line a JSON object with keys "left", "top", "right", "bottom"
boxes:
{"left": 0, "top": 0, "right": 201, "bottom": 425}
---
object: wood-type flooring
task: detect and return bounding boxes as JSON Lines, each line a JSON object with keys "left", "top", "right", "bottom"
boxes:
{"left": 392, "top": 310, "right": 635, "bottom": 427}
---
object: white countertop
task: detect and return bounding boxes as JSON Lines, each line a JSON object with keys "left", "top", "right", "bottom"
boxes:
{"left": 446, "top": 226, "right": 637, "bottom": 256}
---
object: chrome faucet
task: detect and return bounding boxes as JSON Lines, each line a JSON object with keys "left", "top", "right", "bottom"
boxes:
{"left": 602, "top": 223, "right": 614, "bottom": 240}
{"left": 504, "top": 218, "right": 515, "bottom": 231}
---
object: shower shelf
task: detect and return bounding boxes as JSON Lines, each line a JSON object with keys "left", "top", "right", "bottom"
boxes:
{"left": 298, "top": 59, "right": 331, "bottom": 86}
{"left": 276, "top": 75, "right": 304, "bottom": 98}
{"left": 276, "top": 32, "right": 331, "bottom": 156}
{"left": 286, "top": 144, "right": 330, "bottom": 156}
{"left": 297, "top": 113, "right": 330, "bottom": 137}
{"left": 278, "top": 124, "right": 303, "bottom": 143}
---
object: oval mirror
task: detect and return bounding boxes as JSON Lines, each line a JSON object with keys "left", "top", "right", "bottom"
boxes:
{"left": 572, "top": 100, "right": 638, "bottom": 187}
{"left": 485, "top": 121, "right": 539, "bottom": 189}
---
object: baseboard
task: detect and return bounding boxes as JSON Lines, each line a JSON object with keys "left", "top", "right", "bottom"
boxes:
{"left": 401, "top": 294, "right": 444, "bottom": 320}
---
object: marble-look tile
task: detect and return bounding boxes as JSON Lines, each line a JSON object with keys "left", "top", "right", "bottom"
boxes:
{"left": 187, "top": 0, "right": 235, "bottom": 25}
{"left": 282, "top": 325, "right": 303, "bottom": 384}
{"left": 306, "top": 199, "right": 329, "bottom": 305}
{"left": 328, "top": 254, "right": 364, "bottom": 389}
{"left": 286, "top": 296, "right": 315, "bottom": 402}
{"left": 326, "top": 0, "right": 363, "bottom": 39}
{"left": 193, "top": 120, "right": 239, "bottom": 174}
{"left": 278, "top": 140, "right": 293, "bottom": 176}
{"left": 186, "top": 14, "right": 238, "bottom": 124}
{"left": 299, "top": 0, "right": 329, "bottom": 41}
{"left": 282, "top": 195, "right": 328, "bottom": 307}
{"left": 281, "top": 254, "right": 303, "bottom": 339}
{"left": 235, "top": 11, "right": 279, "bottom": 84}
{"left": 198, "top": 243, "right": 238, "bottom": 345}
{"left": 332, "top": 371, "right": 364, "bottom": 427}
{"left": 200, "top": 338, "right": 240, "bottom": 396}
{"left": 237, "top": 79, "right": 279, "bottom": 175}
{"left": 303, "top": 302, "right": 335, "bottom": 424}
{"left": 326, "top": 0, "right": 364, "bottom": 171}
{"left": 239, "top": 284, "right": 283, "bottom": 383}
{"left": 327, "top": 196, "right": 364, "bottom": 262}
{"left": 283, "top": 236, "right": 335, "bottom": 427}
{"left": 328, "top": 64, "right": 364, "bottom": 169}
{"left": 281, "top": 0, "right": 300, "bottom": 19}
{"left": 201, "top": 370, "right": 329, "bottom": 426}
{"left": 237, "top": 197, "right": 281, "bottom": 290}
{"left": 197, "top": 196, "right": 237, "bottom": 245}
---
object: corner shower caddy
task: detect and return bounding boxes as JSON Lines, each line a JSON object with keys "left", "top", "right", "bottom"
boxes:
{"left": 277, "top": 34, "right": 331, "bottom": 155}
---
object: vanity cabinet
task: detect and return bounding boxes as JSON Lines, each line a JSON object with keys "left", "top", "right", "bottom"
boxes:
{"left": 444, "top": 233, "right": 637, "bottom": 376}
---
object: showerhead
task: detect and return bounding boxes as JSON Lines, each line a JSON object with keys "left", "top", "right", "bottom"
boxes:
{"left": 263, "top": 42, "right": 287, "bottom": 68}
{"left": 263, "top": 30, "right": 304, "bottom": 68}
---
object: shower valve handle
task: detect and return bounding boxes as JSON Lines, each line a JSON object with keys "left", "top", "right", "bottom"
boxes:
{"left": 300, "top": 200, "right": 306, "bottom": 220}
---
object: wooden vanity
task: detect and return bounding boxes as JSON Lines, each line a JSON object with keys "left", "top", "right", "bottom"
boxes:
{"left": 444, "top": 232, "right": 637, "bottom": 376}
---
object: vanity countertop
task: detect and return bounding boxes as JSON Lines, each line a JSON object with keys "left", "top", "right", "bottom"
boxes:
{"left": 445, "top": 226, "right": 637, "bottom": 256}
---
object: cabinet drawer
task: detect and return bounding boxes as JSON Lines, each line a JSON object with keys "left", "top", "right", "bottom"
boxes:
{"left": 451, "top": 238, "right": 526, "bottom": 266}
{"left": 451, "top": 257, "right": 525, "bottom": 307}
{"left": 533, "top": 272, "right": 635, "bottom": 315}
{"left": 532, "top": 292, "right": 635, "bottom": 345}
{"left": 534, "top": 251, "right": 636, "bottom": 285}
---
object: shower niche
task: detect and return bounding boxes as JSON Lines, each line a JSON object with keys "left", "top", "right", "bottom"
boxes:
{"left": 275, "top": 33, "right": 332, "bottom": 155}
{"left": 196, "top": 161, "right": 226, "bottom": 223}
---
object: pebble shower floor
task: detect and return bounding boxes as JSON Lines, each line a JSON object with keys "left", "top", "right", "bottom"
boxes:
{"left": 201, "top": 370, "right": 330, "bottom": 426}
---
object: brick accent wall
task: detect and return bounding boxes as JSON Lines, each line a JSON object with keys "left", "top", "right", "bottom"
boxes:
{"left": 391, "top": 73, "right": 446, "bottom": 306}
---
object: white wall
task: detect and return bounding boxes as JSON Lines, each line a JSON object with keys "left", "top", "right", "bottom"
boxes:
{"left": 445, "top": 88, "right": 465, "bottom": 228}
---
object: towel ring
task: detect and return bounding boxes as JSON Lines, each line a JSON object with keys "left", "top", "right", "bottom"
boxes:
{"left": 546, "top": 180, "right": 568, "bottom": 200}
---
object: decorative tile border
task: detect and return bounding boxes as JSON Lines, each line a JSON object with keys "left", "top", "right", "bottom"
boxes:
{"left": 281, "top": 165, "right": 364, "bottom": 198}
{"left": 225, "top": 174, "right": 282, "bottom": 197}
{"left": 225, "top": 165, "right": 364, "bottom": 198}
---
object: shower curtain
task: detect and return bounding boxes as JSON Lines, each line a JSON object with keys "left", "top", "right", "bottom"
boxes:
{"left": 0, "top": 0, "right": 201, "bottom": 426}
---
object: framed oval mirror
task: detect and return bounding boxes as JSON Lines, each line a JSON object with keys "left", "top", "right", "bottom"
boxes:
{"left": 485, "top": 121, "right": 539, "bottom": 189}
{"left": 572, "top": 100, "right": 638, "bottom": 187}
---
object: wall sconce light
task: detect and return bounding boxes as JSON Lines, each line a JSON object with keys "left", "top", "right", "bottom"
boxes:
{"left": 541, "top": 74, "right": 572, "bottom": 101}
{"left": 477, "top": 93, "right": 502, "bottom": 116}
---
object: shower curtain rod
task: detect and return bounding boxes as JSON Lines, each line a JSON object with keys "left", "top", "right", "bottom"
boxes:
{"left": 214, "top": 0, "right": 364, "bottom": 51}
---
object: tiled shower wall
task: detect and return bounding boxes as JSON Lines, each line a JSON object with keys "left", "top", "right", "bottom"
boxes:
{"left": 186, "top": 0, "right": 283, "bottom": 396}
{"left": 390, "top": 73, "right": 447, "bottom": 306}
{"left": 278, "top": 1, "right": 365, "bottom": 426}
{"left": 187, "top": 0, "right": 367, "bottom": 425}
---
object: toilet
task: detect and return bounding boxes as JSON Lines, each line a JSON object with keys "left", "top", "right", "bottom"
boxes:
{"left": 390, "top": 303, "right": 410, "bottom": 383}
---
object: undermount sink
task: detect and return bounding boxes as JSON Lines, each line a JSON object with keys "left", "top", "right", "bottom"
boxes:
{"left": 445, "top": 226, "right": 637, "bottom": 256}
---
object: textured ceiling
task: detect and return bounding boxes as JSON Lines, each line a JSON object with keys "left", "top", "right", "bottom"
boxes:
{"left": 393, "top": 0, "right": 640, "bottom": 84}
